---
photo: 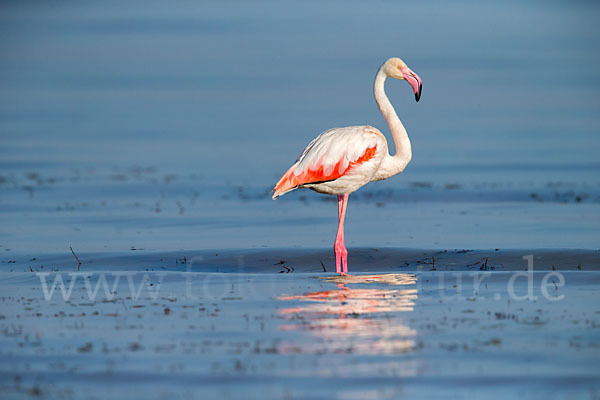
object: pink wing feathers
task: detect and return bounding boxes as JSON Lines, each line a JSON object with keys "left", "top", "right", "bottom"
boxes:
{"left": 272, "top": 126, "right": 384, "bottom": 198}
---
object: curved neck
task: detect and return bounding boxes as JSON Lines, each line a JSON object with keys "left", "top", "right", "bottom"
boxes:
{"left": 374, "top": 68, "right": 411, "bottom": 168}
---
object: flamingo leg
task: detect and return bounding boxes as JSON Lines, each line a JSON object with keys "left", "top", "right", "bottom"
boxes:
{"left": 334, "top": 194, "right": 349, "bottom": 274}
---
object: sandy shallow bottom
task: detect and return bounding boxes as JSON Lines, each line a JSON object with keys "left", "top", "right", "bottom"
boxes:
{"left": 1, "top": 250, "right": 599, "bottom": 399}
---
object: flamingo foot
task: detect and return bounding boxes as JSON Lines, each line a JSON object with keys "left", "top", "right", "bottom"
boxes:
{"left": 334, "top": 239, "right": 348, "bottom": 274}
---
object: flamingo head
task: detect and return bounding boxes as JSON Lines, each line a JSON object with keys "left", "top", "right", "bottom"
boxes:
{"left": 383, "top": 58, "right": 422, "bottom": 102}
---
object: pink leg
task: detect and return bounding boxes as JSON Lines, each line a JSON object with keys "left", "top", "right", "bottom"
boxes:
{"left": 334, "top": 194, "right": 349, "bottom": 274}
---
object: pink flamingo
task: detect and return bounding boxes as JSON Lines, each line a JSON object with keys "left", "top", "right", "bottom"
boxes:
{"left": 272, "top": 57, "right": 422, "bottom": 274}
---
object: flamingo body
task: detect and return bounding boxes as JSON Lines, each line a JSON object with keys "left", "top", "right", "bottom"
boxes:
{"left": 272, "top": 57, "right": 422, "bottom": 274}
{"left": 272, "top": 126, "right": 387, "bottom": 198}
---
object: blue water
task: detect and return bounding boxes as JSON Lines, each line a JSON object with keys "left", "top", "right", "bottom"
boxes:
{"left": 1, "top": 3, "right": 600, "bottom": 398}
{"left": 1, "top": 270, "right": 599, "bottom": 399}
{"left": 1, "top": 0, "right": 599, "bottom": 255}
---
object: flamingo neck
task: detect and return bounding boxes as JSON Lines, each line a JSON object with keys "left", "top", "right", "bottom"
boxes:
{"left": 373, "top": 68, "right": 412, "bottom": 177}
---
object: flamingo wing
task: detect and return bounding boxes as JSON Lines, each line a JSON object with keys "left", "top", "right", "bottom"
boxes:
{"left": 272, "top": 126, "right": 384, "bottom": 198}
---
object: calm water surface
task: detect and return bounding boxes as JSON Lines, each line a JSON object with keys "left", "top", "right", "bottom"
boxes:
{"left": 1, "top": 0, "right": 599, "bottom": 254}
{"left": 1, "top": 3, "right": 600, "bottom": 398}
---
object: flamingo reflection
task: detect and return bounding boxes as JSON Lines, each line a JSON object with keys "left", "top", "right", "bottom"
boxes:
{"left": 277, "top": 274, "right": 418, "bottom": 355}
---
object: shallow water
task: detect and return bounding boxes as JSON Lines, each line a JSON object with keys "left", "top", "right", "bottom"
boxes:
{"left": 1, "top": 270, "right": 599, "bottom": 399}
{"left": 1, "top": 1, "right": 600, "bottom": 398}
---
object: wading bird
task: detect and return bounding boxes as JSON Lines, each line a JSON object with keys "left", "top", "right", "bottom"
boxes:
{"left": 272, "top": 57, "right": 422, "bottom": 274}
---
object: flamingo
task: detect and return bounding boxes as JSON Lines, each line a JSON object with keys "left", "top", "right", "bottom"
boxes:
{"left": 272, "top": 57, "right": 422, "bottom": 274}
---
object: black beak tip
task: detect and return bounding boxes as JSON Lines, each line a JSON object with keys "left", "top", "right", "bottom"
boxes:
{"left": 415, "top": 85, "right": 422, "bottom": 102}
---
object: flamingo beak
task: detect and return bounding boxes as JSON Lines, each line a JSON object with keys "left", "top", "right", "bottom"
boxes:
{"left": 401, "top": 67, "right": 422, "bottom": 102}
